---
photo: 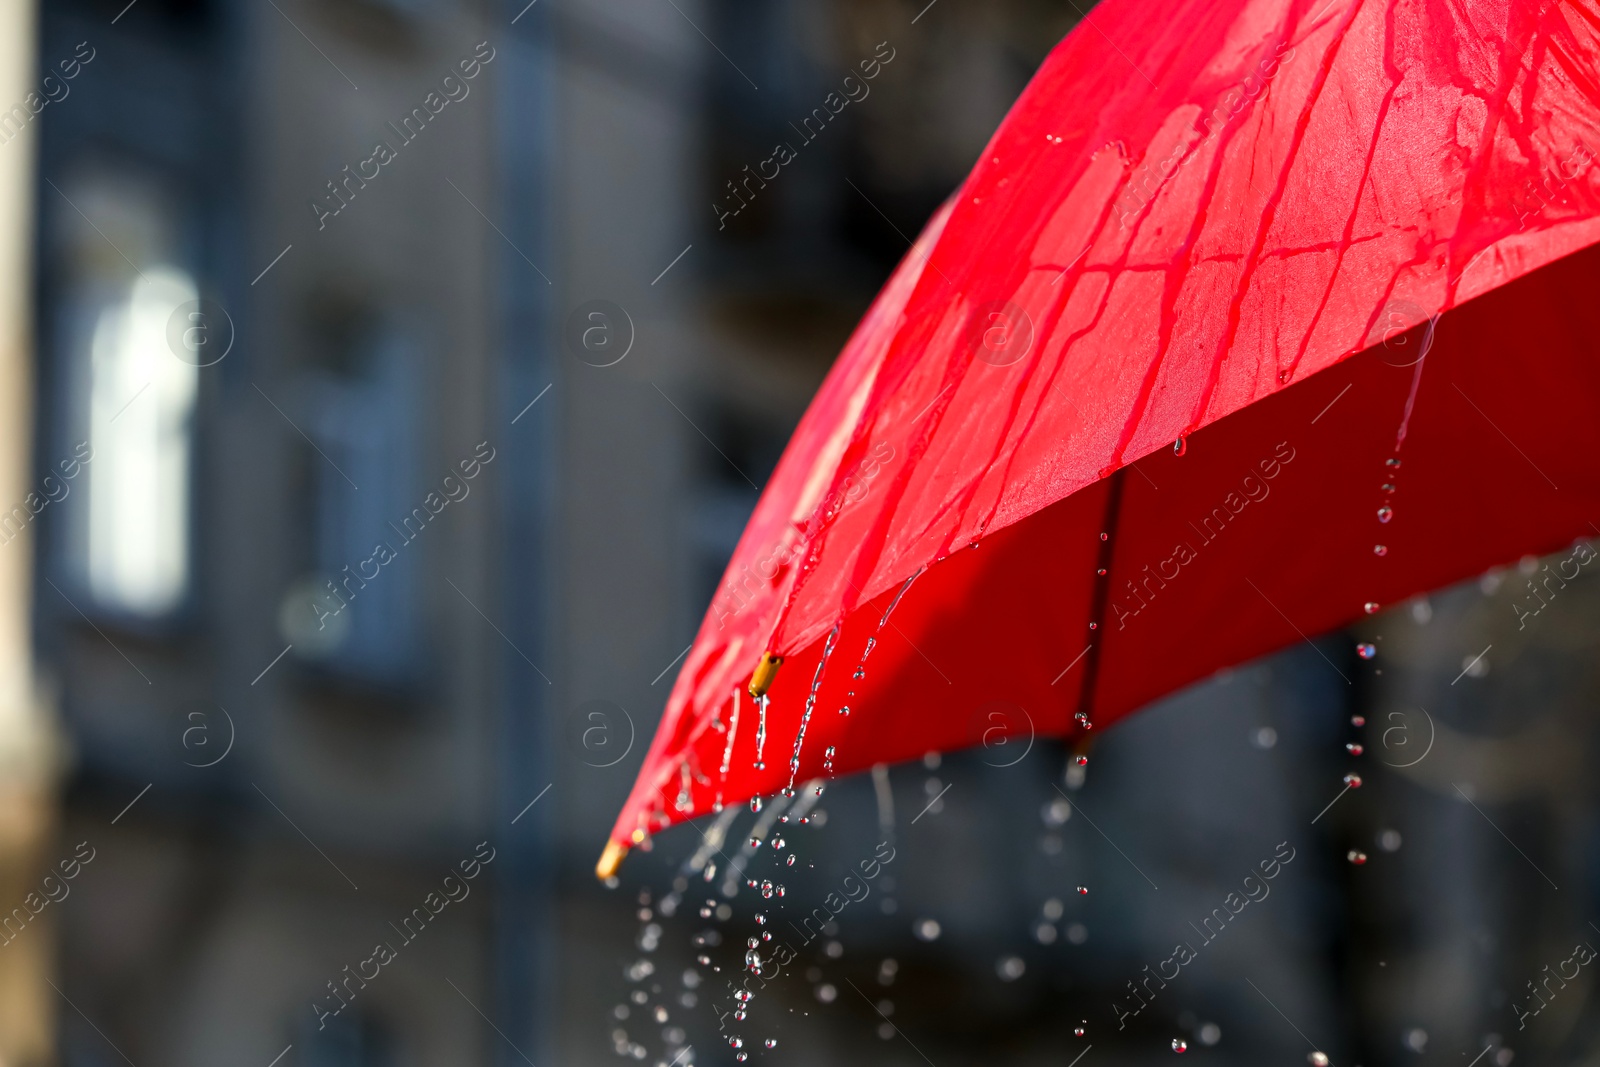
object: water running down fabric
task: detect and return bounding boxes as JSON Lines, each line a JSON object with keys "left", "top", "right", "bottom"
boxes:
{"left": 602, "top": 0, "right": 1600, "bottom": 866}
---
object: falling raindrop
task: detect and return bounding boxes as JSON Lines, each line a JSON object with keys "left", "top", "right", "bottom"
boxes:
{"left": 853, "top": 667, "right": 865, "bottom": 680}
{"left": 1310, "top": 1052, "right": 1330, "bottom": 1066}
{"left": 1096, "top": 568, "right": 1107, "bottom": 576}
{"left": 1099, "top": 532, "right": 1109, "bottom": 542}
{"left": 737, "top": 1053, "right": 747, "bottom": 1062}
{"left": 1347, "top": 743, "right": 1364, "bottom": 755}
{"left": 1074, "top": 755, "right": 1089, "bottom": 766}
{"left": 729, "top": 1037, "right": 743, "bottom": 1048}
{"left": 1174, "top": 435, "right": 1188, "bottom": 456}
{"left": 1364, "top": 601, "right": 1380, "bottom": 614}
{"left": 765, "top": 1039, "right": 778, "bottom": 1049}
{"left": 1351, "top": 715, "right": 1366, "bottom": 726}
{"left": 1172, "top": 1039, "right": 1189, "bottom": 1053}
{"left": 786, "top": 854, "right": 796, "bottom": 866}
{"left": 772, "top": 837, "right": 786, "bottom": 850}
{"left": 750, "top": 796, "right": 762, "bottom": 813}
{"left": 1381, "top": 483, "right": 1396, "bottom": 494}
{"left": 1076, "top": 886, "right": 1088, "bottom": 895}
{"left": 915, "top": 918, "right": 942, "bottom": 941}
{"left": 996, "top": 956, "right": 1026, "bottom": 981}
{"left": 1377, "top": 505, "right": 1394, "bottom": 523}
{"left": 1374, "top": 544, "right": 1388, "bottom": 556}
{"left": 1379, "top": 828, "right": 1402, "bottom": 851}
{"left": 1386, "top": 457, "right": 1401, "bottom": 468}
{"left": 1075, "top": 1025, "right": 1087, "bottom": 1038}
{"left": 754, "top": 694, "right": 769, "bottom": 771}
{"left": 1088, "top": 622, "right": 1098, "bottom": 630}
{"left": 1344, "top": 774, "right": 1363, "bottom": 788}
{"left": 1357, "top": 643, "right": 1376, "bottom": 660}
{"left": 1348, "top": 850, "right": 1368, "bottom": 865}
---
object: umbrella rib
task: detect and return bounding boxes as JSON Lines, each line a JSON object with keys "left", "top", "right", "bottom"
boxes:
{"left": 1244, "top": 578, "right": 1351, "bottom": 683}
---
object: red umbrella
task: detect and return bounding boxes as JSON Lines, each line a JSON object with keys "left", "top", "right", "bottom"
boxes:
{"left": 599, "top": 0, "right": 1600, "bottom": 876}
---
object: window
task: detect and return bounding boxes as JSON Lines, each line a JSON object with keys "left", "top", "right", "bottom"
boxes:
{"left": 54, "top": 171, "right": 198, "bottom": 619}
{"left": 278, "top": 308, "right": 421, "bottom": 684}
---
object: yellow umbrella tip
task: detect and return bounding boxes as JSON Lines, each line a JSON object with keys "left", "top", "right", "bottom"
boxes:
{"left": 748, "top": 652, "right": 784, "bottom": 698}
{"left": 596, "top": 840, "right": 628, "bottom": 881}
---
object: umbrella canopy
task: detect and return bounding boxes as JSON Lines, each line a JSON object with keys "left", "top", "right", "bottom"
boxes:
{"left": 600, "top": 0, "right": 1600, "bottom": 874}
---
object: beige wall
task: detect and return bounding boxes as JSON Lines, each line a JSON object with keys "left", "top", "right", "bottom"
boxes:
{"left": 0, "top": 0, "right": 60, "bottom": 1064}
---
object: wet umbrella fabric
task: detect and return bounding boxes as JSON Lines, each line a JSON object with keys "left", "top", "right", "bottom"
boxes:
{"left": 599, "top": 0, "right": 1600, "bottom": 873}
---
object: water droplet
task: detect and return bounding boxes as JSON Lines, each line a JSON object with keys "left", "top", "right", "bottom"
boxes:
{"left": 1096, "top": 568, "right": 1107, "bottom": 576}
{"left": 1364, "top": 601, "right": 1380, "bottom": 614}
{"left": 814, "top": 785, "right": 825, "bottom": 796}
{"left": 1373, "top": 544, "right": 1388, "bottom": 556}
{"left": 1172, "top": 1039, "right": 1189, "bottom": 1053}
{"left": 915, "top": 918, "right": 942, "bottom": 941}
{"left": 853, "top": 667, "right": 865, "bottom": 680}
{"left": 1377, "top": 505, "right": 1393, "bottom": 523}
{"left": 1099, "top": 531, "right": 1109, "bottom": 542}
{"left": 996, "top": 955, "right": 1026, "bottom": 981}
{"left": 750, "top": 796, "right": 762, "bottom": 813}
{"left": 786, "top": 854, "right": 796, "bottom": 866}
{"left": 1075, "top": 1025, "right": 1087, "bottom": 1038}
{"left": 1074, "top": 755, "right": 1088, "bottom": 766}
{"left": 1074, "top": 711, "right": 1092, "bottom": 730}
{"left": 772, "top": 837, "right": 786, "bottom": 850}
{"left": 760, "top": 880, "right": 774, "bottom": 899}
{"left": 838, "top": 705, "right": 851, "bottom": 717}
{"left": 1386, "top": 457, "right": 1401, "bottom": 468}
{"left": 1088, "top": 622, "right": 1098, "bottom": 630}
{"left": 1381, "top": 483, "right": 1396, "bottom": 494}
{"left": 1173, "top": 436, "right": 1188, "bottom": 456}
{"left": 765, "top": 1039, "right": 778, "bottom": 1049}
{"left": 749, "top": 837, "right": 762, "bottom": 848}
{"left": 1344, "top": 773, "right": 1363, "bottom": 788}
{"left": 1347, "top": 849, "right": 1368, "bottom": 865}
{"left": 1310, "top": 1052, "right": 1330, "bottom": 1066}
{"left": 1357, "top": 643, "right": 1376, "bottom": 659}
{"left": 729, "top": 1037, "right": 743, "bottom": 1048}
{"left": 1379, "top": 828, "right": 1402, "bottom": 851}
{"left": 1076, "top": 885, "right": 1088, "bottom": 895}
{"left": 1351, "top": 715, "right": 1366, "bottom": 726}
{"left": 737, "top": 1052, "right": 748, "bottom": 1062}
{"left": 1346, "top": 743, "right": 1364, "bottom": 755}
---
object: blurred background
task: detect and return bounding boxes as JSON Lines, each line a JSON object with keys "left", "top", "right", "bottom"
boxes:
{"left": 0, "top": 0, "right": 1596, "bottom": 1064}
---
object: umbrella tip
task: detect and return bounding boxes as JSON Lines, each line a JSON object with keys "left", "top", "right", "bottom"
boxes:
{"left": 596, "top": 840, "right": 628, "bottom": 881}
{"left": 748, "top": 652, "right": 784, "bottom": 698}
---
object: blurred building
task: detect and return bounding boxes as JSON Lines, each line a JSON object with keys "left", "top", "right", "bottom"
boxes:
{"left": 25, "top": 0, "right": 1077, "bottom": 1064}
{"left": 30, "top": 2, "right": 1600, "bottom": 1067}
